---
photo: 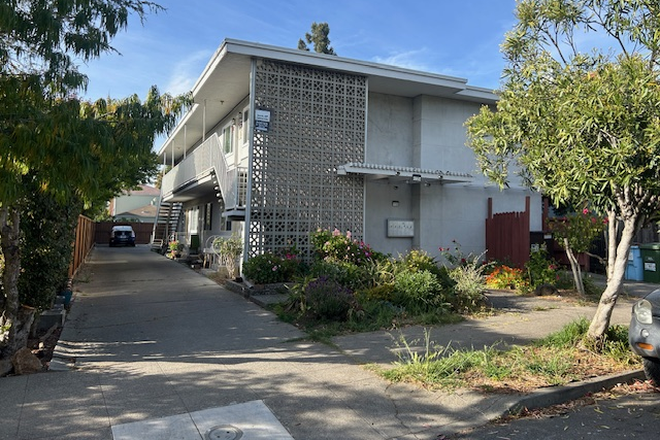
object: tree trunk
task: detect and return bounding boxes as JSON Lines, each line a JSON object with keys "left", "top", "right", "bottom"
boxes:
{"left": 0, "top": 206, "right": 33, "bottom": 376}
{"left": 564, "top": 238, "right": 585, "bottom": 295}
{"left": 587, "top": 213, "right": 636, "bottom": 343}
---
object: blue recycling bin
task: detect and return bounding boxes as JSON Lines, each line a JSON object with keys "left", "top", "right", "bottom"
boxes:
{"left": 625, "top": 245, "right": 643, "bottom": 281}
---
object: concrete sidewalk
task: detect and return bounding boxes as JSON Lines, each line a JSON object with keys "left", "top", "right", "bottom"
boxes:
{"left": 0, "top": 246, "right": 654, "bottom": 440}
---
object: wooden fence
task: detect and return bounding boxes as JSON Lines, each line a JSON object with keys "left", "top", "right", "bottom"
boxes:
{"left": 69, "top": 215, "right": 96, "bottom": 278}
{"left": 94, "top": 221, "right": 154, "bottom": 244}
{"left": 485, "top": 197, "right": 530, "bottom": 268}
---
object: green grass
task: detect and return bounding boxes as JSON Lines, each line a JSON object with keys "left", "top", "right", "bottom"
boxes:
{"left": 378, "top": 319, "right": 641, "bottom": 392}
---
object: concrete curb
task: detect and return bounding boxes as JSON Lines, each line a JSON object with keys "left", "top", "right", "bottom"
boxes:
{"left": 504, "top": 369, "right": 647, "bottom": 416}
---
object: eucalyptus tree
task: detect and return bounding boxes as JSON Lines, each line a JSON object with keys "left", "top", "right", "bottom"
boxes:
{"left": 0, "top": 0, "right": 188, "bottom": 374}
{"left": 466, "top": 0, "right": 660, "bottom": 344}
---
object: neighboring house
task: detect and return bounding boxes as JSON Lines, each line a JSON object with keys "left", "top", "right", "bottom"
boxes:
{"left": 155, "top": 39, "right": 542, "bottom": 262}
{"left": 110, "top": 184, "right": 160, "bottom": 223}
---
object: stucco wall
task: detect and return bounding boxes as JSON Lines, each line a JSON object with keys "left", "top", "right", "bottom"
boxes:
{"left": 366, "top": 93, "right": 413, "bottom": 166}
{"left": 365, "top": 93, "right": 542, "bottom": 258}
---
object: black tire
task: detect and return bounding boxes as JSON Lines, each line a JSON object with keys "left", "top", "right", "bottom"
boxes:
{"left": 643, "top": 358, "right": 660, "bottom": 386}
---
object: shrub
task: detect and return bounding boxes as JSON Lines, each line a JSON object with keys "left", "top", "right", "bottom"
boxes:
{"left": 358, "top": 284, "right": 396, "bottom": 302}
{"left": 392, "top": 269, "right": 448, "bottom": 313}
{"left": 449, "top": 264, "right": 488, "bottom": 313}
{"left": 399, "top": 249, "right": 440, "bottom": 274}
{"left": 305, "top": 277, "right": 357, "bottom": 321}
{"left": 310, "top": 228, "right": 385, "bottom": 264}
{"left": 309, "top": 259, "right": 372, "bottom": 291}
{"left": 243, "top": 253, "right": 290, "bottom": 284}
{"left": 524, "top": 249, "right": 559, "bottom": 290}
{"left": 19, "top": 189, "right": 80, "bottom": 311}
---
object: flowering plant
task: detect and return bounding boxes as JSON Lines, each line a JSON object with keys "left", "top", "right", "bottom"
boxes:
{"left": 547, "top": 209, "right": 606, "bottom": 254}
{"left": 310, "top": 228, "right": 381, "bottom": 264}
{"left": 439, "top": 240, "right": 487, "bottom": 269}
{"left": 242, "top": 248, "right": 306, "bottom": 284}
{"left": 243, "top": 253, "right": 290, "bottom": 284}
{"left": 485, "top": 265, "right": 528, "bottom": 290}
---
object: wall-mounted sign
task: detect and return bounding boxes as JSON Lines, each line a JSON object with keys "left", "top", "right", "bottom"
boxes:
{"left": 387, "top": 219, "right": 415, "bottom": 238}
{"left": 255, "top": 109, "right": 271, "bottom": 132}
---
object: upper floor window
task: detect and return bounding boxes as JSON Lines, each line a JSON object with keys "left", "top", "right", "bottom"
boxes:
{"left": 222, "top": 125, "right": 233, "bottom": 154}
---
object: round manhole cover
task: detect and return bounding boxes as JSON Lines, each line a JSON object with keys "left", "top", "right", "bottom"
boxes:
{"left": 206, "top": 425, "right": 243, "bottom": 440}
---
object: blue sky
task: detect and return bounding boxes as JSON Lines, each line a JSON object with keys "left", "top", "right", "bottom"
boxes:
{"left": 78, "top": 0, "right": 520, "bottom": 102}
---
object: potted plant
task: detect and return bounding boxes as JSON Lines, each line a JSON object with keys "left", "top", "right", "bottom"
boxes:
{"left": 168, "top": 240, "right": 184, "bottom": 259}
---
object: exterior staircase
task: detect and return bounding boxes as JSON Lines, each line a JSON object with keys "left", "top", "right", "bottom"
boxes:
{"left": 150, "top": 198, "right": 183, "bottom": 253}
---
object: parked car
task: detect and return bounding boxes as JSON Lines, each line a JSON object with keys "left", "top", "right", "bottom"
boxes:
{"left": 109, "top": 225, "right": 136, "bottom": 247}
{"left": 629, "top": 289, "right": 660, "bottom": 385}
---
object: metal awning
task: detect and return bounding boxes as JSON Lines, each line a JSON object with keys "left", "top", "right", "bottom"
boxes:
{"left": 337, "top": 162, "right": 473, "bottom": 184}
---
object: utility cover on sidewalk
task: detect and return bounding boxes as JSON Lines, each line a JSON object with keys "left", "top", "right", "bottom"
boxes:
{"left": 206, "top": 425, "right": 242, "bottom": 440}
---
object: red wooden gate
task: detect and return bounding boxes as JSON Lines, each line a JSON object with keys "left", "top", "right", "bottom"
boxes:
{"left": 486, "top": 196, "right": 530, "bottom": 267}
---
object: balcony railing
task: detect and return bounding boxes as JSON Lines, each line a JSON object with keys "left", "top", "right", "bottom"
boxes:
{"left": 161, "top": 133, "right": 247, "bottom": 210}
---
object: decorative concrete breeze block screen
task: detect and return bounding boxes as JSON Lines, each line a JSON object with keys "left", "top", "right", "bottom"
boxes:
{"left": 250, "top": 60, "right": 367, "bottom": 260}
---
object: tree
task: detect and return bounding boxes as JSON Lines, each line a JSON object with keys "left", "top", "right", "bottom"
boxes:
{"left": 18, "top": 181, "right": 82, "bottom": 312}
{"left": 547, "top": 209, "right": 606, "bottom": 295}
{"left": 298, "top": 22, "right": 336, "bottom": 55}
{"left": 466, "top": 0, "right": 660, "bottom": 344}
{"left": 0, "top": 0, "right": 189, "bottom": 375}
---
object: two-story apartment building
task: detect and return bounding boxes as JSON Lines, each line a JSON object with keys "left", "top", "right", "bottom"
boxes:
{"left": 155, "top": 39, "right": 541, "bottom": 263}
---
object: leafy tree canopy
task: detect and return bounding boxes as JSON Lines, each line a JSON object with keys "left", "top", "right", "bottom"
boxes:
{"left": 298, "top": 22, "right": 336, "bottom": 55}
{"left": 0, "top": 0, "right": 190, "bottom": 374}
{"left": 466, "top": 0, "right": 660, "bottom": 342}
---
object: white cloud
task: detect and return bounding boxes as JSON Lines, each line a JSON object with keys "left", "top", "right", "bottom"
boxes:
{"left": 371, "top": 48, "right": 431, "bottom": 72}
{"left": 165, "top": 50, "right": 212, "bottom": 95}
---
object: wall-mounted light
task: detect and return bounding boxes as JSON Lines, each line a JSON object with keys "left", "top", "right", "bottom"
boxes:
{"left": 412, "top": 174, "right": 422, "bottom": 183}
{"left": 392, "top": 201, "right": 400, "bottom": 207}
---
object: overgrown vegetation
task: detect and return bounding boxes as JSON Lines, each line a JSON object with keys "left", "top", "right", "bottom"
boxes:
{"left": 486, "top": 247, "right": 577, "bottom": 295}
{"left": 262, "top": 230, "right": 493, "bottom": 336}
{"left": 380, "top": 318, "right": 640, "bottom": 392}
{"left": 245, "top": 228, "right": 604, "bottom": 341}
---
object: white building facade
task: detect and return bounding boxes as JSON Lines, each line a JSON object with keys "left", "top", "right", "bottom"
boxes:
{"left": 156, "top": 39, "right": 541, "bottom": 261}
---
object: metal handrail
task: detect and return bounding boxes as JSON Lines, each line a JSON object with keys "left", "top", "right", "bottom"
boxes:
{"left": 161, "top": 134, "right": 247, "bottom": 209}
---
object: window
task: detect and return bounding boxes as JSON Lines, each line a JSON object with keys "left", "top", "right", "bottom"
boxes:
{"left": 222, "top": 125, "right": 233, "bottom": 154}
{"left": 203, "top": 203, "right": 213, "bottom": 230}
{"left": 187, "top": 207, "right": 199, "bottom": 234}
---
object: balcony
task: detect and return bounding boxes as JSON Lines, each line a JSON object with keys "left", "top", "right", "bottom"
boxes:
{"left": 161, "top": 133, "right": 247, "bottom": 213}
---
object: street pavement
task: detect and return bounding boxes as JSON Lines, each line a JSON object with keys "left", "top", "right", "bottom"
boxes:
{"left": 450, "top": 388, "right": 660, "bottom": 439}
{"left": 0, "top": 245, "right": 657, "bottom": 440}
